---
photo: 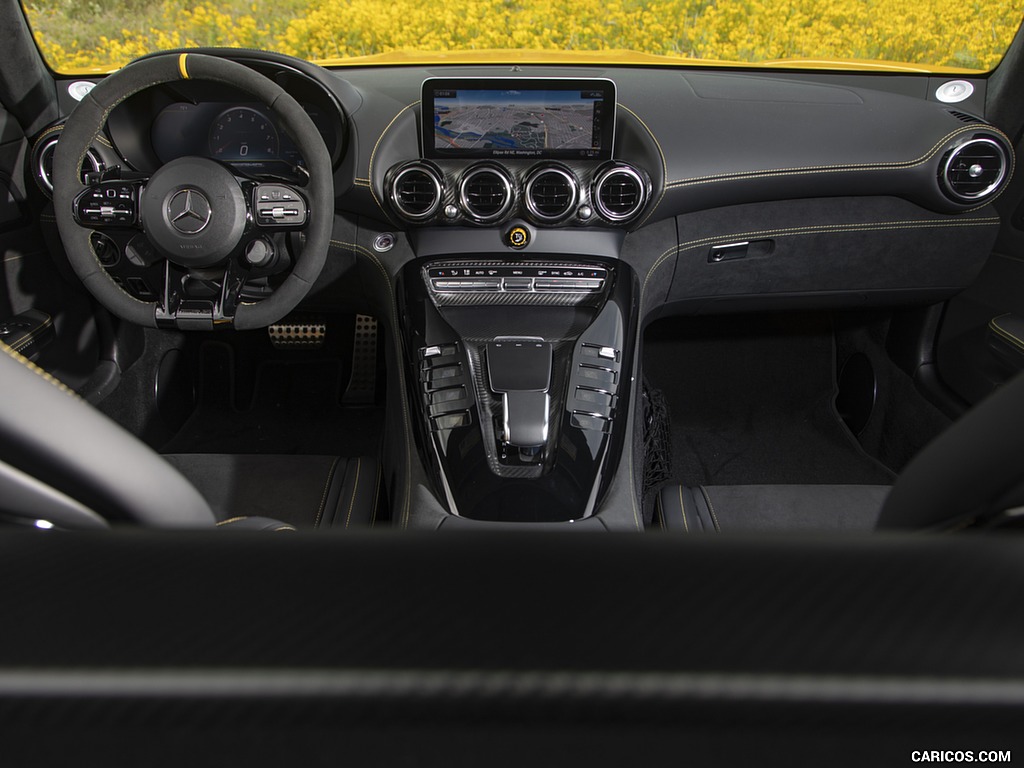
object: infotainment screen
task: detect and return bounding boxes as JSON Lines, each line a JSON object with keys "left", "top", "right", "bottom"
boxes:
{"left": 421, "top": 78, "right": 616, "bottom": 161}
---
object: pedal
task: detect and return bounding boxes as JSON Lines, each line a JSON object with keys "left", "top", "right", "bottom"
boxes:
{"left": 343, "top": 314, "right": 378, "bottom": 404}
{"left": 268, "top": 317, "right": 327, "bottom": 349}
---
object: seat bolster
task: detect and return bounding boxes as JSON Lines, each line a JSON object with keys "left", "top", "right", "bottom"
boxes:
{"left": 654, "top": 485, "right": 717, "bottom": 532}
{"left": 324, "top": 456, "right": 380, "bottom": 529}
{"left": 216, "top": 516, "right": 297, "bottom": 532}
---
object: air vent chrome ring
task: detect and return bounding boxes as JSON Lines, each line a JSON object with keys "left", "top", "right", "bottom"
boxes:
{"left": 38, "top": 136, "right": 102, "bottom": 194}
{"left": 524, "top": 164, "right": 579, "bottom": 223}
{"left": 389, "top": 162, "right": 443, "bottom": 221}
{"left": 592, "top": 163, "right": 647, "bottom": 222}
{"left": 940, "top": 136, "right": 1010, "bottom": 203}
{"left": 459, "top": 164, "right": 514, "bottom": 224}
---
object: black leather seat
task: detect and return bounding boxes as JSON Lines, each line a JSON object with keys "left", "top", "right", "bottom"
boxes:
{"left": 655, "top": 370, "right": 1024, "bottom": 533}
{"left": 0, "top": 340, "right": 379, "bottom": 530}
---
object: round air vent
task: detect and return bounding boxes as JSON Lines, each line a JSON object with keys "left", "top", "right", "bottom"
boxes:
{"left": 525, "top": 165, "right": 579, "bottom": 223}
{"left": 593, "top": 163, "right": 647, "bottom": 222}
{"left": 37, "top": 135, "right": 102, "bottom": 195}
{"left": 459, "top": 165, "right": 514, "bottom": 223}
{"left": 940, "top": 136, "right": 1010, "bottom": 203}
{"left": 389, "top": 163, "right": 443, "bottom": 221}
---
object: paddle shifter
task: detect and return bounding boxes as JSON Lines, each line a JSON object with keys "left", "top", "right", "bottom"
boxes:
{"left": 486, "top": 339, "right": 552, "bottom": 460}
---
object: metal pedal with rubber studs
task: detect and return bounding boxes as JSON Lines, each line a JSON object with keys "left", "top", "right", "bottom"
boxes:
{"left": 343, "top": 314, "right": 378, "bottom": 404}
{"left": 268, "top": 317, "right": 327, "bottom": 349}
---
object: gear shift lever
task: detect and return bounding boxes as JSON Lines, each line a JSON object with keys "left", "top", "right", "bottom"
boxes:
{"left": 486, "top": 340, "right": 552, "bottom": 448}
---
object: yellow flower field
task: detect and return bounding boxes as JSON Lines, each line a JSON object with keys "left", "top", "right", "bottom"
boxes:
{"left": 21, "top": 0, "right": 1024, "bottom": 74}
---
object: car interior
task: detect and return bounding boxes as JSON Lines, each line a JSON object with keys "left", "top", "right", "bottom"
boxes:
{"left": 3, "top": 0, "right": 1024, "bottom": 760}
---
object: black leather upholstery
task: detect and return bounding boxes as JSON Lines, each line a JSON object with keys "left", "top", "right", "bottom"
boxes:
{"left": 655, "top": 484, "right": 889, "bottom": 533}
{"left": 163, "top": 454, "right": 380, "bottom": 529}
{"left": 655, "top": 370, "right": 1024, "bottom": 533}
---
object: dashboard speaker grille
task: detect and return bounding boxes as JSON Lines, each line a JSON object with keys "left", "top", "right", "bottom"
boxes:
{"left": 526, "top": 166, "right": 578, "bottom": 222}
{"left": 941, "top": 137, "right": 1009, "bottom": 203}
{"left": 460, "top": 166, "right": 513, "bottom": 222}
{"left": 594, "top": 165, "right": 646, "bottom": 222}
{"left": 390, "top": 164, "right": 442, "bottom": 220}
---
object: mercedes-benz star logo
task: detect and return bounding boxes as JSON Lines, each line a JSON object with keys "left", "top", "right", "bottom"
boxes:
{"left": 167, "top": 189, "right": 212, "bottom": 235}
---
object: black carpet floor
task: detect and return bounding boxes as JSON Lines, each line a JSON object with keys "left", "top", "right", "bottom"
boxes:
{"left": 161, "top": 343, "right": 384, "bottom": 456}
{"left": 644, "top": 313, "right": 896, "bottom": 487}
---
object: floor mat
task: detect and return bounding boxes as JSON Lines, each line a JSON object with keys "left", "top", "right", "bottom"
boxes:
{"left": 161, "top": 342, "right": 384, "bottom": 456}
{"left": 644, "top": 313, "right": 896, "bottom": 487}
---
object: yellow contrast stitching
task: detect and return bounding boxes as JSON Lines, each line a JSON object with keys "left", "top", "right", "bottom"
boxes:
{"left": 641, "top": 216, "right": 1001, "bottom": 304}
{"left": 677, "top": 485, "right": 689, "bottom": 533}
{"left": 366, "top": 101, "right": 420, "bottom": 217}
{"left": 664, "top": 125, "right": 1013, "bottom": 188}
{"left": 343, "top": 457, "right": 362, "bottom": 529}
{"left": 618, "top": 103, "right": 668, "bottom": 230}
{"left": 9, "top": 316, "right": 53, "bottom": 354}
{"left": 314, "top": 457, "right": 342, "bottom": 528}
{"left": 215, "top": 516, "right": 248, "bottom": 526}
{"left": 990, "top": 316, "right": 1024, "bottom": 353}
{"left": 368, "top": 460, "right": 381, "bottom": 527}
{"left": 0, "top": 341, "right": 76, "bottom": 398}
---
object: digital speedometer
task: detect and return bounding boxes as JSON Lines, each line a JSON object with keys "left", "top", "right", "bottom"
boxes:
{"left": 208, "top": 106, "right": 280, "bottom": 162}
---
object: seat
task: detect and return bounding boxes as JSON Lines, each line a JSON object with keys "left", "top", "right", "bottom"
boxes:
{"left": 164, "top": 454, "right": 380, "bottom": 529}
{"left": 655, "top": 484, "right": 890, "bottom": 532}
{"left": 0, "top": 340, "right": 379, "bottom": 530}
{"left": 655, "top": 369, "right": 1024, "bottom": 533}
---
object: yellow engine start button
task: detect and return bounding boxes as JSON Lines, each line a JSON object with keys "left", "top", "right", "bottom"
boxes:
{"left": 506, "top": 226, "right": 530, "bottom": 249}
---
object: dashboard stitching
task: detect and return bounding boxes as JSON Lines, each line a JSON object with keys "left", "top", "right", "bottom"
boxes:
{"left": 617, "top": 104, "right": 667, "bottom": 230}
{"left": 989, "top": 316, "right": 1024, "bottom": 353}
{"left": 330, "top": 238, "right": 413, "bottom": 529}
{"left": 663, "top": 125, "right": 1013, "bottom": 188}
{"left": 367, "top": 101, "right": 420, "bottom": 219}
{"left": 641, "top": 216, "right": 1002, "bottom": 302}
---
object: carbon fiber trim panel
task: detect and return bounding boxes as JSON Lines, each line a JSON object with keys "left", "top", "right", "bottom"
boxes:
{"left": 424, "top": 260, "right": 611, "bottom": 308}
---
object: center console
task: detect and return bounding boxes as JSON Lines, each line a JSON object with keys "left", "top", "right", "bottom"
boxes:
{"left": 400, "top": 252, "right": 637, "bottom": 523}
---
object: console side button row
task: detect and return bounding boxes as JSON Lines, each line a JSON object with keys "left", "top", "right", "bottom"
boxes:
{"left": 430, "top": 386, "right": 467, "bottom": 406}
{"left": 432, "top": 412, "right": 471, "bottom": 431}
{"left": 580, "top": 343, "right": 619, "bottom": 362}
{"left": 571, "top": 413, "right": 611, "bottom": 433}
{"left": 577, "top": 364, "right": 617, "bottom": 387}
{"left": 574, "top": 386, "right": 614, "bottom": 414}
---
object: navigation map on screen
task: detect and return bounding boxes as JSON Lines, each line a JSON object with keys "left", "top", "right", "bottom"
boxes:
{"left": 424, "top": 81, "right": 613, "bottom": 160}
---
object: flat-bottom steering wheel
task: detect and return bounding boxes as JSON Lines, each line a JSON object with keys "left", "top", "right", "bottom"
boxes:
{"left": 52, "top": 52, "right": 333, "bottom": 331}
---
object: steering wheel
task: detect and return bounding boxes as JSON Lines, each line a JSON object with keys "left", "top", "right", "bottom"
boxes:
{"left": 52, "top": 53, "right": 333, "bottom": 331}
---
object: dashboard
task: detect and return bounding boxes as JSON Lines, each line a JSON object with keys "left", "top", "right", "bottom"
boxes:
{"left": 32, "top": 50, "right": 1015, "bottom": 327}
{"left": 30, "top": 48, "right": 1017, "bottom": 530}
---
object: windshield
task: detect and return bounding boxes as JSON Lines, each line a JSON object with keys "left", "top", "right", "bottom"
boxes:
{"left": 21, "top": 0, "right": 1024, "bottom": 75}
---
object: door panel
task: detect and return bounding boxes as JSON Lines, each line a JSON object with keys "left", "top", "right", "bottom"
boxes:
{"left": 936, "top": 143, "right": 1024, "bottom": 405}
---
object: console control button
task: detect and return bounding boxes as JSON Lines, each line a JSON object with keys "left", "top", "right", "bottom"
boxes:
{"left": 506, "top": 226, "right": 529, "bottom": 248}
